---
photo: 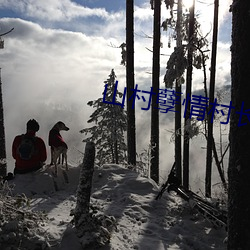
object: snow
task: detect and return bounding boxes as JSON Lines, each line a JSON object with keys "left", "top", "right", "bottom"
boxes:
{"left": 2, "top": 164, "right": 227, "bottom": 250}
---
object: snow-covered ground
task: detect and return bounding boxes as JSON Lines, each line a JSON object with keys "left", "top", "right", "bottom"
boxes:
{"left": 1, "top": 164, "right": 227, "bottom": 250}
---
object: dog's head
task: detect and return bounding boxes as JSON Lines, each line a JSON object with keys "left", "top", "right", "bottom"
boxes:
{"left": 53, "top": 121, "right": 69, "bottom": 131}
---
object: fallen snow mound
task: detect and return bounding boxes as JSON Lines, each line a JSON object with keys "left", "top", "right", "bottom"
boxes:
{"left": 0, "top": 164, "right": 227, "bottom": 250}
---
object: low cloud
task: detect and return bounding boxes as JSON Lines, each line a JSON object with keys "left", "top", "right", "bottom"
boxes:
{"left": 0, "top": 0, "right": 109, "bottom": 21}
{"left": 0, "top": 17, "right": 125, "bottom": 170}
{"left": 0, "top": 0, "right": 232, "bottom": 194}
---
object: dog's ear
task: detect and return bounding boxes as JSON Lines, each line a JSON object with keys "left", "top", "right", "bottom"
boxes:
{"left": 57, "top": 121, "right": 69, "bottom": 131}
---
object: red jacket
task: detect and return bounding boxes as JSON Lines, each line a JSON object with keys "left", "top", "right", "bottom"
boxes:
{"left": 48, "top": 128, "right": 68, "bottom": 149}
{"left": 12, "top": 131, "right": 47, "bottom": 171}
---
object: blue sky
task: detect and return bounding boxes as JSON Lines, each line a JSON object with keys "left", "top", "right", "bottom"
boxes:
{"left": 0, "top": 0, "right": 154, "bottom": 37}
{"left": 0, "top": 0, "right": 126, "bottom": 16}
{"left": 0, "top": 0, "right": 232, "bottom": 187}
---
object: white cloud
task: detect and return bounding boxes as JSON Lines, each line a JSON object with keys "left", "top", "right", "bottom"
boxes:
{"left": 0, "top": 0, "right": 109, "bottom": 21}
{"left": 195, "top": 0, "right": 232, "bottom": 38}
{"left": 0, "top": 17, "right": 126, "bottom": 169}
{"left": 134, "top": 4, "right": 153, "bottom": 21}
{"left": 0, "top": 0, "right": 232, "bottom": 189}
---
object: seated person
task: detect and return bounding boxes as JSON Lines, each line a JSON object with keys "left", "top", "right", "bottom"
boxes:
{"left": 12, "top": 119, "right": 47, "bottom": 174}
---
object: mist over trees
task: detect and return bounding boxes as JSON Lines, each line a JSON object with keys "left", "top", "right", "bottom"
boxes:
{"left": 1, "top": 0, "right": 248, "bottom": 247}
{"left": 81, "top": 0, "right": 230, "bottom": 196}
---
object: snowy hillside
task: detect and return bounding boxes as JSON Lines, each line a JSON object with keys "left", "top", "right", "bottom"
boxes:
{"left": 0, "top": 164, "right": 227, "bottom": 250}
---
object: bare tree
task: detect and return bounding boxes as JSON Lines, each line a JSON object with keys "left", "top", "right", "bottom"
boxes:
{"left": 74, "top": 142, "right": 116, "bottom": 248}
{"left": 0, "top": 28, "right": 14, "bottom": 177}
{"left": 228, "top": 0, "right": 250, "bottom": 248}
{"left": 183, "top": 0, "right": 195, "bottom": 190}
{"left": 205, "top": 0, "right": 219, "bottom": 197}
{"left": 74, "top": 142, "right": 96, "bottom": 225}
{"left": 0, "top": 69, "right": 6, "bottom": 177}
{"left": 150, "top": 0, "right": 161, "bottom": 184}
{"left": 126, "top": 0, "right": 136, "bottom": 166}
{"left": 163, "top": 0, "right": 209, "bottom": 187}
{"left": 175, "top": 0, "right": 183, "bottom": 184}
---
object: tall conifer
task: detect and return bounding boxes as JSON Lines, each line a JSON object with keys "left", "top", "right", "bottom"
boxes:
{"left": 80, "top": 69, "right": 127, "bottom": 166}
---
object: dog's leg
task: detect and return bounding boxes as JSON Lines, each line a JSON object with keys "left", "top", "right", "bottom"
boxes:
{"left": 61, "top": 152, "right": 65, "bottom": 166}
{"left": 65, "top": 152, "right": 68, "bottom": 171}
{"left": 61, "top": 150, "right": 69, "bottom": 183}
{"left": 54, "top": 163, "right": 58, "bottom": 177}
{"left": 50, "top": 147, "right": 54, "bottom": 165}
{"left": 52, "top": 149, "right": 60, "bottom": 177}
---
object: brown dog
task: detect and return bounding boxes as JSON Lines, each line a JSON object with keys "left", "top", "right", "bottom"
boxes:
{"left": 48, "top": 121, "right": 69, "bottom": 176}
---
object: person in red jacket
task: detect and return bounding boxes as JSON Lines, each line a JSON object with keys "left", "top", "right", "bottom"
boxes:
{"left": 12, "top": 119, "right": 47, "bottom": 174}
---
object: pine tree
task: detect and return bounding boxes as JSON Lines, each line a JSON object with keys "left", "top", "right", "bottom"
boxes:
{"left": 80, "top": 69, "right": 127, "bottom": 166}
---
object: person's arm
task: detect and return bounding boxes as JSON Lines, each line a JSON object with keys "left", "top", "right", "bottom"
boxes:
{"left": 12, "top": 136, "right": 19, "bottom": 159}
{"left": 38, "top": 138, "right": 47, "bottom": 162}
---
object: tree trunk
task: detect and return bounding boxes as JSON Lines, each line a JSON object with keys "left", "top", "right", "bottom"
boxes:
{"left": 205, "top": 0, "right": 219, "bottom": 198}
{"left": 0, "top": 70, "right": 7, "bottom": 177}
{"left": 150, "top": 0, "right": 161, "bottom": 184}
{"left": 183, "top": 0, "right": 195, "bottom": 190}
{"left": 228, "top": 0, "right": 250, "bottom": 249}
{"left": 175, "top": 0, "right": 183, "bottom": 184}
{"left": 74, "top": 142, "right": 95, "bottom": 227}
{"left": 74, "top": 142, "right": 116, "bottom": 248}
{"left": 126, "top": 0, "right": 136, "bottom": 166}
{"left": 211, "top": 136, "right": 227, "bottom": 191}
